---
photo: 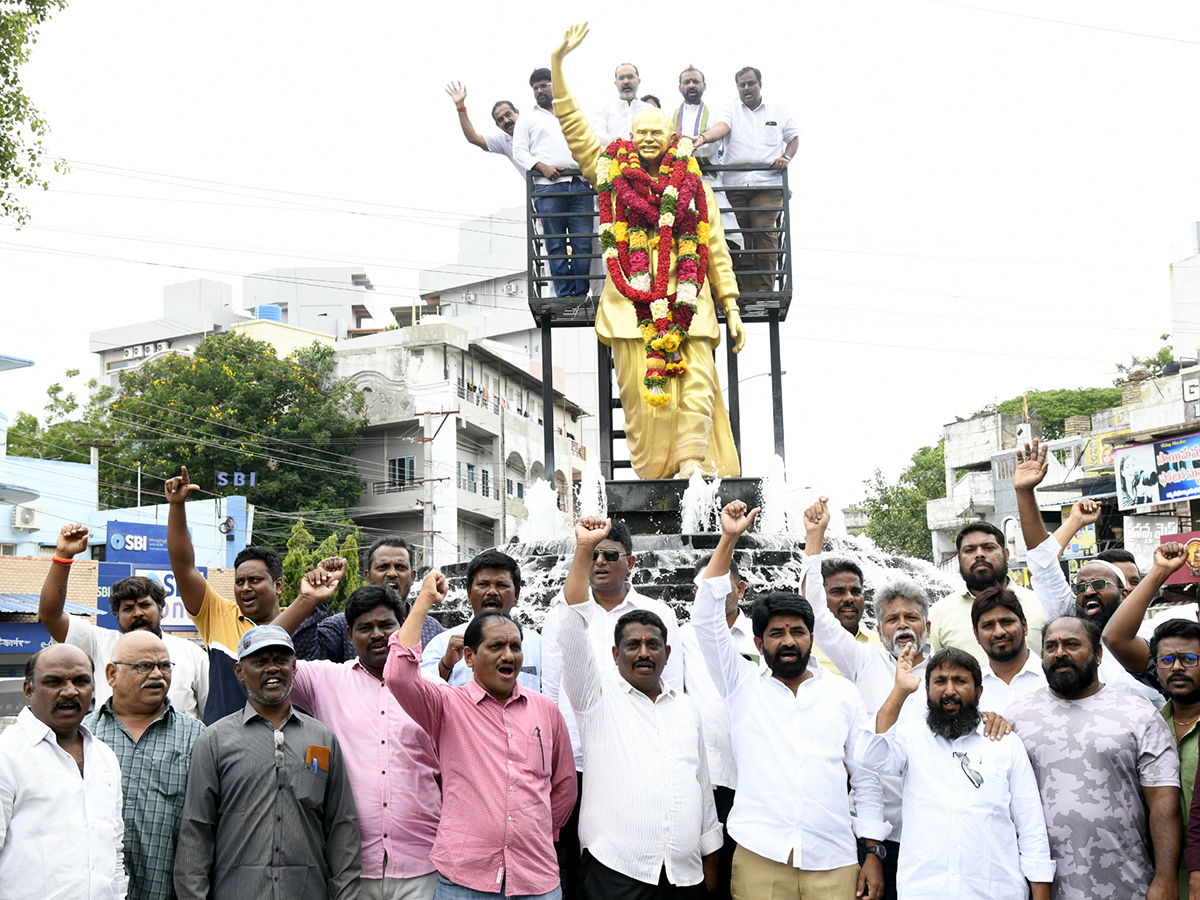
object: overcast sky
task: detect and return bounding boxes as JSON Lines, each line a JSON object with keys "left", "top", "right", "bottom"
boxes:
{"left": 4, "top": 1, "right": 1200, "bottom": 510}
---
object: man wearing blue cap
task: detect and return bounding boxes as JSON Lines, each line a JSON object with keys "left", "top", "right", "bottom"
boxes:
{"left": 174, "top": 625, "right": 362, "bottom": 900}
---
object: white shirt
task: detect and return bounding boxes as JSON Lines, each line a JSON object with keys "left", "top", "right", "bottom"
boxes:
{"left": 64, "top": 617, "right": 209, "bottom": 720}
{"left": 421, "top": 619, "right": 543, "bottom": 693}
{"left": 560, "top": 602, "right": 722, "bottom": 887}
{"left": 512, "top": 105, "right": 578, "bottom": 186}
{"left": 679, "top": 613, "right": 757, "bottom": 789}
{"left": 806, "top": 553, "right": 926, "bottom": 841}
{"left": 484, "top": 131, "right": 525, "bottom": 177}
{"left": 856, "top": 720, "right": 1055, "bottom": 898}
{"left": 1024, "top": 535, "right": 1165, "bottom": 705}
{"left": 542, "top": 585, "right": 684, "bottom": 769}
{"left": 980, "top": 649, "right": 1048, "bottom": 714}
{"left": 693, "top": 574, "right": 889, "bottom": 869}
{"left": 0, "top": 707, "right": 127, "bottom": 900}
{"left": 716, "top": 99, "right": 799, "bottom": 187}
{"left": 589, "top": 96, "right": 650, "bottom": 146}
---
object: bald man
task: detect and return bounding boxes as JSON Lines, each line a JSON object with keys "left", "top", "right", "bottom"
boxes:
{"left": 86, "top": 633, "right": 205, "bottom": 900}
{"left": 0, "top": 644, "right": 128, "bottom": 899}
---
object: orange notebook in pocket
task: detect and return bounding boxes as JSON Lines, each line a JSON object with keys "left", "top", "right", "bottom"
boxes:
{"left": 306, "top": 745, "right": 330, "bottom": 772}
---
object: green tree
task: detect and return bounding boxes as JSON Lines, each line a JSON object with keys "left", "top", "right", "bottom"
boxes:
{"left": 1114, "top": 334, "right": 1174, "bottom": 384}
{"left": 1, "top": 1, "right": 68, "bottom": 225}
{"left": 973, "top": 387, "right": 1124, "bottom": 441}
{"left": 860, "top": 440, "right": 946, "bottom": 562}
{"left": 110, "top": 332, "right": 368, "bottom": 519}
{"left": 280, "top": 517, "right": 315, "bottom": 607}
{"left": 332, "top": 529, "right": 364, "bottom": 612}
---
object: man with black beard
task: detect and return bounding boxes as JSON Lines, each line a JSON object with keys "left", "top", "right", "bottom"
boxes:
{"left": 1014, "top": 440, "right": 1164, "bottom": 703}
{"left": 856, "top": 645, "right": 1053, "bottom": 899}
{"left": 1008, "top": 615, "right": 1182, "bottom": 900}
{"left": 1102, "top": 541, "right": 1200, "bottom": 898}
{"left": 928, "top": 519, "right": 1047, "bottom": 667}
{"left": 693, "top": 500, "right": 887, "bottom": 900}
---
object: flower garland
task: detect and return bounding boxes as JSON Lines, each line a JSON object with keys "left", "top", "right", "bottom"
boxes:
{"left": 597, "top": 135, "right": 709, "bottom": 407}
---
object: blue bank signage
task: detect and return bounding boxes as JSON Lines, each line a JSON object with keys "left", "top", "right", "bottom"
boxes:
{"left": 101, "top": 521, "right": 204, "bottom": 631}
{"left": 107, "top": 521, "right": 170, "bottom": 565}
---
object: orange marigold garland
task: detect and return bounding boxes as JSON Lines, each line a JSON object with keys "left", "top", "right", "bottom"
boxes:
{"left": 597, "top": 135, "right": 709, "bottom": 407}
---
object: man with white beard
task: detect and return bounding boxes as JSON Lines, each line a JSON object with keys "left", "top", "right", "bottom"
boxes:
{"left": 802, "top": 497, "right": 934, "bottom": 900}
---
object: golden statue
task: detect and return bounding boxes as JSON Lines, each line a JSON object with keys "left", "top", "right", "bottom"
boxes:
{"left": 551, "top": 23, "right": 744, "bottom": 480}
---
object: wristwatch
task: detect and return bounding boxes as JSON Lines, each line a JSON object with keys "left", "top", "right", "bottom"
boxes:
{"left": 864, "top": 844, "right": 887, "bottom": 861}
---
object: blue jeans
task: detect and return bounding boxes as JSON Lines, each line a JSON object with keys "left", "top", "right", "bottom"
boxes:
{"left": 432, "top": 873, "right": 562, "bottom": 900}
{"left": 533, "top": 179, "right": 594, "bottom": 297}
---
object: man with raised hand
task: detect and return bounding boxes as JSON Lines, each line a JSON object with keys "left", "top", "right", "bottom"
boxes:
{"left": 385, "top": 572, "right": 576, "bottom": 900}
{"left": 0, "top": 644, "right": 127, "bottom": 900}
{"left": 164, "top": 465, "right": 325, "bottom": 723}
{"left": 969, "top": 585, "right": 1047, "bottom": 712}
{"left": 316, "top": 535, "right": 443, "bottom": 664}
{"left": 1012, "top": 440, "right": 1163, "bottom": 703}
{"left": 1104, "top": 542, "right": 1200, "bottom": 899}
{"left": 86, "top": 631, "right": 205, "bottom": 900}
{"left": 423, "top": 549, "right": 542, "bottom": 692}
{"left": 447, "top": 81, "right": 523, "bottom": 177}
{"left": 562, "top": 516, "right": 721, "bottom": 900}
{"left": 857, "top": 645, "right": 1053, "bottom": 899}
{"left": 1008, "top": 615, "right": 1181, "bottom": 900}
{"left": 174, "top": 624, "right": 361, "bottom": 900}
{"left": 274, "top": 558, "right": 443, "bottom": 900}
{"left": 41, "top": 521, "right": 208, "bottom": 719}
{"left": 693, "top": 499, "right": 887, "bottom": 900}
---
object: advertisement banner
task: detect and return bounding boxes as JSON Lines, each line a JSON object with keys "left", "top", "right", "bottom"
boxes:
{"left": 1114, "top": 431, "right": 1200, "bottom": 510}
{"left": 1060, "top": 506, "right": 1097, "bottom": 559}
{"left": 1124, "top": 515, "right": 1181, "bottom": 574}
{"left": 98, "top": 561, "right": 204, "bottom": 630}
{"left": 1084, "top": 430, "right": 1127, "bottom": 471}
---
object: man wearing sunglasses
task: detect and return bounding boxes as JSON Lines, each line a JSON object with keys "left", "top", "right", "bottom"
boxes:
{"left": 1008, "top": 615, "right": 1181, "bottom": 900}
{"left": 86, "top": 631, "right": 205, "bottom": 900}
{"left": 1013, "top": 441, "right": 1164, "bottom": 703}
{"left": 856, "top": 645, "right": 1053, "bottom": 900}
{"left": 541, "top": 518, "right": 683, "bottom": 895}
{"left": 1103, "top": 541, "right": 1200, "bottom": 898}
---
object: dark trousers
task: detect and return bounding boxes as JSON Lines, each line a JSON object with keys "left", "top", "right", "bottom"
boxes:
{"left": 556, "top": 771, "right": 585, "bottom": 897}
{"left": 711, "top": 786, "right": 736, "bottom": 900}
{"left": 856, "top": 838, "right": 900, "bottom": 900}
{"left": 578, "top": 850, "right": 707, "bottom": 900}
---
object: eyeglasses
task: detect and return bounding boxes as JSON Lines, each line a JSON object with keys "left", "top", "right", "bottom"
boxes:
{"left": 592, "top": 549, "right": 624, "bottom": 562}
{"left": 274, "top": 729, "right": 285, "bottom": 769}
{"left": 1155, "top": 653, "right": 1200, "bottom": 669}
{"left": 1071, "top": 579, "right": 1115, "bottom": 596}
{"left": 112, "top": 661, "right": 175, "bottom": 675}
{"left": 953, "top": 751, "right": 984, "bottom": 789}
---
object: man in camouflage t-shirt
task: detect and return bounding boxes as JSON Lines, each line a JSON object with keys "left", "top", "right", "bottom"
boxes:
{"left": 1008, "top": 615, "right": 1181, "bottom": 900}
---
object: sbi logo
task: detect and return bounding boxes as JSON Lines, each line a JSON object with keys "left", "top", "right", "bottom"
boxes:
{"left": 110, "top": 533, "right": 148, "bottom": 552}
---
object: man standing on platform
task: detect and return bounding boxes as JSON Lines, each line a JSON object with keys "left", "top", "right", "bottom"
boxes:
{"left": 551, "top": 23, "right": 745, "bottom": 480}
{"left": 673, "top": 67, "right": 741, "bottom": 252}
{"left": 446, "top": 81, "right": 524, "bottom": 177}
{"left": 513, "top": 67, "right": 594, "bottom": 300}
{"left": 590, "top": 63, "right": 648, "bottom": 146}
{"left": 86, "top": 631, "right": 205, "bottom": 900}
{"left": 694, "top": 67, "right": 797, "bottom": 297}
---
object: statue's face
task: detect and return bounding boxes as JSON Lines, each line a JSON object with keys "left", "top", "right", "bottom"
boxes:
{"left": 630, "top": 109, "right": 674, "bottom": 164}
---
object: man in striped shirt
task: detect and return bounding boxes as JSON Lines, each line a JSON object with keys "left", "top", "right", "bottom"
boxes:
{"left": 87, "top": 631, "right": 205, "bottom": 900}
{"left": 561, "top": 516, "right": 722, "bottom": 900}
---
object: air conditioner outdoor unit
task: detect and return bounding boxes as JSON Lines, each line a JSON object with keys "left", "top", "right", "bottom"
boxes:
{"left": 12, "top": 506, "right": 43, "bottom": 530}
{"left": 463, "top": 291, "right": 476, "bottom": 304}
{"left": 503, "top": 282, "right": 519, "bottom": 296}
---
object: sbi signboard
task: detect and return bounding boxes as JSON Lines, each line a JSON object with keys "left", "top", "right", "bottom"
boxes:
{"left": 101, "top": 521, "right": 203, "bottom": 631}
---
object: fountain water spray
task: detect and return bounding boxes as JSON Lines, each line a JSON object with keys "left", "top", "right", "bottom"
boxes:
{"left": 680, "top": 468, "right": 722, "bottom": 533}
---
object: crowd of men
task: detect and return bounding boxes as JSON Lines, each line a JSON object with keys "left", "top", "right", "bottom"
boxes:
{"left": 448, "top": 56, "right": 797, "bottom": 301}
{"left": 4, "top": 445, "right": 1200, "bottom": 900}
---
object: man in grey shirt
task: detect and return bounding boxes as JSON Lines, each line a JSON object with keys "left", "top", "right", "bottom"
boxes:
{"left": 174, "top": 625, "right": 361, "bottom": 900}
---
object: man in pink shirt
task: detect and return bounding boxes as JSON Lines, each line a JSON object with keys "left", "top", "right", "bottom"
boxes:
{"left": 386, "top": 572, "right": 577, "bottom": 900}
{"left": 275, "top": 562, "right": 443, "bottom": 900}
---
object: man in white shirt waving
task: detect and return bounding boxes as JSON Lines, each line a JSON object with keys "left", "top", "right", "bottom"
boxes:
{"left": 858, "top": 644, "right": 1054, "bottom": 899}
{"left": 561, "top": 516, "right": 722, "bottom": 899}
{"left": 445, "top": 81, "right": 524, "bottom": 178}
{"left": 694, "top": 500, "right": 888, "bottom": 900}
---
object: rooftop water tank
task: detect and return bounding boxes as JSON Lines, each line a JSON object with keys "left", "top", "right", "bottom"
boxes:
{"left": 254, "top": 304, "right": 283, "bottom": 322}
